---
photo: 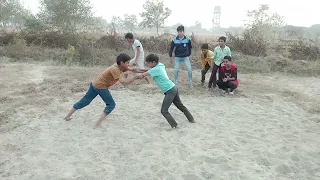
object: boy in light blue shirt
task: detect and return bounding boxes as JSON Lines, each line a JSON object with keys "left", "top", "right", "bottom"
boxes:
{"left": 136, "top": 54, "right": 195, "bottom": 128}
{"left": 208, "top": 36, "right": 231, "bottom": 90}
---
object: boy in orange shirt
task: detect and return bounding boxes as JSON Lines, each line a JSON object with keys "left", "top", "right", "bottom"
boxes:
{"left": 64, "top": 53, "right": 145, "bottom": 128}
{"left": 200, "top": 43, "right": 214, "bottom": 84}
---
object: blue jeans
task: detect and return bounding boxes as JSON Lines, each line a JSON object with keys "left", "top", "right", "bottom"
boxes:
{"left": 73, "top": 83, "right": 115, "bottom": 114}
{"left": 174, "top": 57, "right": 192, "bottom": 85}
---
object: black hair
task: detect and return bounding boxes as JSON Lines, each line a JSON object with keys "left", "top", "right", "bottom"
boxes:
{"left": 177, "top": 25, "right": 184, "bottom": 32}
{"left": 219, "top": 36, "right": 227, "bottom": 42}
{"left": 116, "top": 53, "right": 131, "bottom": 65}
{"left": 224, "top": 56, "right": 232, "bottom": 61}
{"left": 125, "top": 32, "right": 134, "bottom": 39}
{"left": 146, "top": 53, "right": 159, "bottom": 63}
{"left": 201, "top": 43, "right": 209, "bottom": 49}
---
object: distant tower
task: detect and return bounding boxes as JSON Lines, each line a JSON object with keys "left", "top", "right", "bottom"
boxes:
{"left": 212, "top": 6, "right": 221, "bottom": 29}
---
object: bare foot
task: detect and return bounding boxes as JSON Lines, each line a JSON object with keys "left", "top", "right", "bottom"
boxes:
{"left": 64, "top": 117, "right": 72, "bottom": 121}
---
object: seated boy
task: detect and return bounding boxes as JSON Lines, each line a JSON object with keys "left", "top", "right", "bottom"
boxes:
{"left": 217, "top": 56, "right": 239, "bottom": 94}
{"left": 136, "top": 54, "right": 195, "bottom": 128}
{"left": 200, "top": 43, "right": 214, "bottom": 84}
{"left": 64, "top": 53, "right": 144, "bottom": 128}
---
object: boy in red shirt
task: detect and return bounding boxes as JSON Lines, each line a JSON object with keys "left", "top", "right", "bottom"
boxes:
{"left": 217, "top": 56, "right": 239, "bottom": 94}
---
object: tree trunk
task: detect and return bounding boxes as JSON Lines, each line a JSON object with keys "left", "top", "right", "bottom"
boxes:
{"left": 156, "top": 26, "right": 159, "bottom": 36}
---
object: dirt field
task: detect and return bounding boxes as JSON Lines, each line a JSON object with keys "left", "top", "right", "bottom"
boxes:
{"left": 0, "top": 61, "right": 319, "bottom": 180}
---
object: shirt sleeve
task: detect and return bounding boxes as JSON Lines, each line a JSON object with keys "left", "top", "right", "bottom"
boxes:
{"left": 110, "top": 67, "right": 121, "bottom": 80}
{"left": 147, "top": 66, "right": 160, "bottom": 77}
{"left": 133, "top": 40, "right": 141, "bottom": 48}
{"left": 227, "top": 47, "right": 231, "bottom": 56}
{"left": 169, "top": 40, "right": 175, "bottom": 57}
{"left": 232, "top": 68, "right": 237, "bottom": 80}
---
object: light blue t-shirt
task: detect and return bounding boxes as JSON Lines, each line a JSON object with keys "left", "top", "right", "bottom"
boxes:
{"left": 148, "top": 63, "right": 175, "bottom": 93}
{"left": 212, "top": 45, "right": 231, "bottom": 66}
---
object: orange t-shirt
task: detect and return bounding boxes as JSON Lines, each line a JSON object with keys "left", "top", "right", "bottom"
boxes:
{"left": 92, "top": 64, "right": 123, "bottom": 89}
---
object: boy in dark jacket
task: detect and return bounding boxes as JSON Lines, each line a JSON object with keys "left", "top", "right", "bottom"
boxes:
{"left": 169, "top": 25, "right": 193, "bottom": 87}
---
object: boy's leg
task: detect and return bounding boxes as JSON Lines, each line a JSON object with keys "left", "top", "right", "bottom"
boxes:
{"left": 201, "top": 64, "right": 210, "bottom": 83}
{"left": 227, "top": 81, "right": 237, "bottom": 92}
{"left": 94, "top": 88, "right": 116, "bottom": 128}
{"left": 217, "top": 81, "right": 228, "bottom": 92}
{"left": 208, "top": 64, "right": 219, "bottom": 89}
{"left": 182, "top": 57, "right": 193, "bottom": 86}
{"left": 65, "top": 83, "right": 98, "bottom": 121}
{"left": 172, "top": 87, "right": 195, "bottom": 123}
{"left": 173, "top": 57, "right": 181, "bottom": 85}
{"left": 161, "top": 87, "right": 179, "bottom": 128}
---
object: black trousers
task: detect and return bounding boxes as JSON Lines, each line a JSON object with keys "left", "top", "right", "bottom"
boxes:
{"left": 161, "top": 86, "right": 194, "bottom": 128}
{"left": 217, "top": 81, "right": 237, "bottom": 92}
{"left": 201, "top": 63, "right": 211, "bottom": 83}
{"left": 208, "top": 63, "right": 221, "bottom": 88}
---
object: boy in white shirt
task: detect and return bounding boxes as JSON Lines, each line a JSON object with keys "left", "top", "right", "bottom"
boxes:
{"left": 125, "top": 33, "right": 149, "bottom": 83}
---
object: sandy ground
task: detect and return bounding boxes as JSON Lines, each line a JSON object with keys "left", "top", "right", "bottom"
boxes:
{"left": 0, "top": 62, "right": 320, "bottom": 180}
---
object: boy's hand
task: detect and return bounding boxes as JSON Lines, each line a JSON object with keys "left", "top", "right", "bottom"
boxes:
{"left": 136, "top": 73, "right": 144, "bottom": 79}
{"left": 205, "top": 57, "right": 211, "bottom": 61}
{"left": 223, "top": 78, "right": 228, "bottom": 82}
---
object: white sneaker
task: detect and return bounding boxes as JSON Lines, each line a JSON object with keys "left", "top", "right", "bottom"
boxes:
{"left": 229, "top": 91, "right": 234, "bottom": 95}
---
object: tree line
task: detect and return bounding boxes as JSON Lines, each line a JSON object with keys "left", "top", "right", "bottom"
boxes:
{"left": 1, "top": 0, "right": 171, "bottom": 35}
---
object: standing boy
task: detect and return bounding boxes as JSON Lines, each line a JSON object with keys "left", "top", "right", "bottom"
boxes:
{"left": 217, "top": 56, "right": 239, "bottom": 94}
{"left": 125, "top": 32, "right": 149, "bottom": 83}
{"left": 169, "top": 25, "right": 193, "bottom": 87}
{"left": 200, "top": 43, "right": 214, "bottom": 84}
{"left": 64, "top": 53, "right": 142, "bottom": 128}
{"left": 136, "top": 54, "right": 195, "bottom": 128}
{"left": 208, "top": 36, "right": 231, "bottom": 90}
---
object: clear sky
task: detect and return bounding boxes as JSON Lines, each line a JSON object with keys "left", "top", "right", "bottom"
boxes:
{"left": 21, "top": 0, "right": 319, "bottom": 29}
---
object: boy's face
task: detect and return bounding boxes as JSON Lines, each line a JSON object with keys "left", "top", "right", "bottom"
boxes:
{"left": 126, "top": 38, "right": 134, "bottom": 44}
{"left": 146, "top": 61, "right": 157, "bottom": 68}
{"left": 178, "top": 30, "right": 184, "bottom": 37}
{"left": 120, "top": 61, "right": 130, "bottom": 70}
{"left": 223, "top": 59, "right": 232, "bottom": 67}
{"left": 201, "top": 49, "right": 208, "bottom": 54}
{"left": 218, "top": 39, "right": 225, "bottom": 46}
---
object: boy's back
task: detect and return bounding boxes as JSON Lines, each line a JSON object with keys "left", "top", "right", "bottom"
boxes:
{"left": 92, "top": 64, "right": 123, "bottom": 89}
{"left": 132, "top": 39, "right": 144, "bottom": 59}
{"left": 147, "top": 63, "right": 175, "bottom": 93}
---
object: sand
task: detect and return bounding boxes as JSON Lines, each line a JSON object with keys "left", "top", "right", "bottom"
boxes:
{"left": 0, "top": 62, "right": 320, "bottom": 180}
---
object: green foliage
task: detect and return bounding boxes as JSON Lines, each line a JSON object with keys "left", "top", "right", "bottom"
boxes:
{"left": 139, "top": 0, "right": 172, "bottom": 36}
{"left": 38, "top": 0, "right": 94, "bottom": 34}
{"left": 123, "top": 14, "right": 138, "bottom": 33}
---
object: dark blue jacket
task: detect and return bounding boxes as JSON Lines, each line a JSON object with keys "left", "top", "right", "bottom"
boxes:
{"left": 169, "top": 36, "right": 192, "bottom": 57}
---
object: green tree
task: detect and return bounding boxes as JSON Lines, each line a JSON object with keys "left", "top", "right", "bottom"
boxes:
{"left": 139, "top": 0, "right": 171, "bottom": 36}
{"left": 123, "top": 14, "right": 137, "bottom": 33}
{"left": 38, "top": 0, "right": 94, "bottom": 34}
{"left": 0, "top": 0, "right": 31, "bottom": 32}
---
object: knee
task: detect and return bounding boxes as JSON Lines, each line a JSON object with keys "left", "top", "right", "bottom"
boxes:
{"left": 73, "top": 99, "right": 90, "bottom": 109}
{"left": 161, "top": 108, "right": 168, "bottom": 115}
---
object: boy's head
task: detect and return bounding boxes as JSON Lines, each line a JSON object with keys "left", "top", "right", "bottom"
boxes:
{"left": 218, "top": 36, "right": 227, "bottom": 47}
{"left": 116, "top": 53, "right": 131, "bottom": 69}
{"left": 145, "top": 53, "right": 159, "bottom": 68}
{"left": 177, "top": 25, "right": 184, "bottom": 37}
{"left": 223, "top": 56, "right": 232, "bottom": 68}
{"left": 125, "top": 32, "right": 134, "bottom": 44}
{"left": 201, "top": 43, "right": 209, "bottom": 54}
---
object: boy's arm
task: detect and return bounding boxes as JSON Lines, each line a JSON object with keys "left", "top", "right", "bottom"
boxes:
{"left": 169, "top": 40, "right": 175, "bottom": 57}
{"left": 227, "top": 47, "right": 231, "bottom": 56}
{"left": 228, "top": 68, "right": 237, "bottom": 81}
{"left": 118, "top": 73, "right": 138, "bottom": 86}
{"left": 136, "top": 72, "right": 150, "bottom": 79}
{"left": 127, "top": 66, "right": 149, "bottom": 73}
{"left": 211, "top": 48, "right": 217, "bottom": 60}
{"left": 134, "top": 48, "right": 140, "bottom": 63}
{"left": 188, "top": 38, "right": 192, "bottom": 56}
